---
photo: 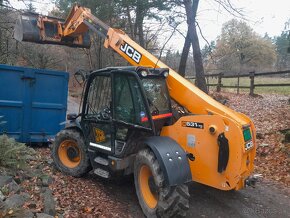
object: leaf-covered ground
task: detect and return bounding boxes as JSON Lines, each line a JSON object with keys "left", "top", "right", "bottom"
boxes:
{"left": 19, "top": 92, "right": 289, "bottom": 217}
{"left": 21, "top": 148, "right": 133, "bottom": 217}
{"left": 214, "top": 92, "right": 290, "bottom": 185}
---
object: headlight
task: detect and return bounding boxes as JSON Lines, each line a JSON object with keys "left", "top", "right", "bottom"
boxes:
{"left": 140, "top": 70, "right": 148, "bottom": 77}
{"left": 163, "top": 71, "right": 169, "bottom": 77}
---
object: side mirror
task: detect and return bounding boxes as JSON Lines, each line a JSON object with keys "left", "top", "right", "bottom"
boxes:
{"left": 74, "top": 69, "right": 87, "bottom": 85}
{"left": 67, "top": 113, "right": 78, "bottom": 120}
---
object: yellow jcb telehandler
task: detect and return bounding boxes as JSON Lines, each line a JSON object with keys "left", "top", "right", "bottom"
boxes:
{"left": 14, "top": 5, "right": 257, "bottom": 217}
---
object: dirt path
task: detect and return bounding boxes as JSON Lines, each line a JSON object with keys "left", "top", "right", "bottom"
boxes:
{"left": 121, "top": 179, "right": 288, "bottom": 218}
{"left": 38, "top": 154, "right": 289, "bottom": 218}
{"left": 58, "top": 173, "right": 289, "bottom": 218}
{"left": 186, "top": 181, "right": 289, "bottom": 218}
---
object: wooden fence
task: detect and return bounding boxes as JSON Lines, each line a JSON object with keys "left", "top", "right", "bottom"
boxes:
{"left": 185, "top": 70, "right": 290, "bottom": 96}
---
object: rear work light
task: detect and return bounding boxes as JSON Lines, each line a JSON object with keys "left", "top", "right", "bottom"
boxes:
{"left": 243, "top": 128, "right": 253, "bottom": 151}
{"left": 243, "top": 128, "right": 252, "bottom": 142}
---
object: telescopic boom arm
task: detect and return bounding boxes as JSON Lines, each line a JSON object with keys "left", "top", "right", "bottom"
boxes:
{"left": 25, "top": 4, "right": 250, "bottom": 126}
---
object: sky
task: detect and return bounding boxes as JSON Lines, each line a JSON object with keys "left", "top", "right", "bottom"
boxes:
{"left": 195, "top": 0, "right": 290, "bottom": 44}
{"left": 166, "top": 0, "right": 290, "bottom": 50}
{"left": 7, "top": 0, "right": 290, "bottom": 50}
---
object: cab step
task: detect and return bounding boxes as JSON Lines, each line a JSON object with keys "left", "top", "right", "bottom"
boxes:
{"left": 94, "top": 156, "right": 109, "bottom": 166}
{"left": 94, "top": 168, "right": 110, "bottom": 179}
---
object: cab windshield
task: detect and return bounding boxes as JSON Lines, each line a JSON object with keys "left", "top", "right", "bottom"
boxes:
{"left": 142, "top": 78, "right": 171, "bottom": 115}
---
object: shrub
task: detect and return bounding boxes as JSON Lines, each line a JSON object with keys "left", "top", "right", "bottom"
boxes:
{"left": 0, "top": 135, "right": 32, "bottom": 169}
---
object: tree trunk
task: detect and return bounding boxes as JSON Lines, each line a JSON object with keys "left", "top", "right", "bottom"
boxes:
{"left": 138, "top": 20, "right": 145, "bottom": 47}
{"left": 133, "top": 17, "right": 138, "bottom": 40}
{"left": 126, "top": 5, "right": 134, "bottom": 38}
{"left": 183, "top": 0, "right": 207, "bottom": 93}
{"left": 135, "top": 0, "right": 145, "bottom": 47}
{"left": 178, "top": 31, "right": 191, "bottom": 77}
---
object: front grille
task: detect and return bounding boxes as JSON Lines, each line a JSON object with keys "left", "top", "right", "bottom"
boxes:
{"left": 115, "top": 140, "right": 125, "bottom": 155}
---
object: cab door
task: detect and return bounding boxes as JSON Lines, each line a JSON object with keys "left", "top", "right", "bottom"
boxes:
{"left": 112, "top": 72, "right": 153, "bottom": 156}
{"left": 81, "top": 73, "right": 113, "bottom": 153}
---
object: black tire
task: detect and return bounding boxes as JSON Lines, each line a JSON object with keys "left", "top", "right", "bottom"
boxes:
{"left": 134, "top": 149, "right": 190, "bottom": 218}
{"left": 52, "top": 129, "right": 91, "bottom": 177}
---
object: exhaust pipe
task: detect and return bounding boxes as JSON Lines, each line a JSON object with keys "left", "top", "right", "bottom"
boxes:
{"left": 245, "top": 174, "right": 262, "bottom": 188}
{"left": 14, "top": 12, "right": 91, "bottom": 48}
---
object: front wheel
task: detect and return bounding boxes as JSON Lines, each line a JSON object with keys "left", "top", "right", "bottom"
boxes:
{"left": 52, "top": 129, "right": 91, "bottom": 177}
{"left": 134, "top": 149, "right": 190, "bottom": 218}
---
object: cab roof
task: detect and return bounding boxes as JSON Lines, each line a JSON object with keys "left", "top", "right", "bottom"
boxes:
{"left": 91, "top": 66, "right": 169, "bottom": 77}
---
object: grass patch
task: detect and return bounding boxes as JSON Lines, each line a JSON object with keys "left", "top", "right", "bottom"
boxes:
{"left": 190, "top": 77, "right": 290, "bottom": 95}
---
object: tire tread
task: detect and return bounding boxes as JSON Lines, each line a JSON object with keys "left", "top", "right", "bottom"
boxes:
{"left": 134, "top": 148, "right": 189, "bottom": 218}
{"left": 52, "top": 129, "right": 91, "bottom": 177}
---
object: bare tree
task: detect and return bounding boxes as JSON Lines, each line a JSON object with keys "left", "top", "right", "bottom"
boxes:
{"left": 182, "top": 0, "right": 207, "bottom": 93}
{"left": 178, "top": 31, "right": 190, "bottom": 77}
{"left": 178, "top": 0, "right": 246, "bottom": 93}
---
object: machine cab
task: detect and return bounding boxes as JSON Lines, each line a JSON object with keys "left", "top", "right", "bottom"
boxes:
{"left": 80, "top": 67, "right": 172, "bottom": 156}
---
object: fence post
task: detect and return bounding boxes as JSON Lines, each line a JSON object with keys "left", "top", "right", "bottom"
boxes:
{"left": 249, "top": 71, "right": 255, "bottom": 96}
{"left": 205, "top": 75, "right": 209, "bottom": 93}
{"left": 217, "top": 72, "right": 223, "bottom": 92}
{"left": 237, "top": 73, "right": 240, "bottom": 94}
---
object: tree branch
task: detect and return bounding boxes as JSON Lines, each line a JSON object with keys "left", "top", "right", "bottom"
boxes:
{"left": 154, "top": 23, "right": 180, "bottom": 68}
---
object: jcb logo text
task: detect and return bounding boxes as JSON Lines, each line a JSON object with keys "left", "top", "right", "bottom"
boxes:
{"left": 120, "top": 42, "right": 142, "bottom": 64}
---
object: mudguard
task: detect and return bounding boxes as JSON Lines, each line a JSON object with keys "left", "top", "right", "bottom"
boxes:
{"left": 65, "top": 119, "right": 83, "bottom": 133}
{"left": 144, "top": 136, "right": 192, "bottom": 186}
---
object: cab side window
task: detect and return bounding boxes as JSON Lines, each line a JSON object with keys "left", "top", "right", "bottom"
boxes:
{"left": 86, "top": 75, "right": 111, "bottom": 117}
{"left": 114, "top": 75, "right": 134, "bottom": 123}
{"left": 114, "top": 74, "right": 149, "bottom": 127}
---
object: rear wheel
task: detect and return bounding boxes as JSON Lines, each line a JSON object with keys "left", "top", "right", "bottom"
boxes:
{"left": 52, "top": 129, "right": 91, "bottom": 177}
{"left": 134, "top": 149, "right": 189, "bottom": 218}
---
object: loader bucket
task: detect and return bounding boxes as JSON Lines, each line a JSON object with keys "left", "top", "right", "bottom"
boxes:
{"left": 14, "top": 12, "right": 91, "bottom": 48}
{"left": 14, "top": 13, "right": 41, "bottom": 42}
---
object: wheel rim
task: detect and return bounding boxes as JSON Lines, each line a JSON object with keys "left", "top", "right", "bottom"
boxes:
{"left": 58, "top": 140, "right": 81, "bottom": 168}
{"left": 139, "top": 165, "right": 158, "bottom": 209}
